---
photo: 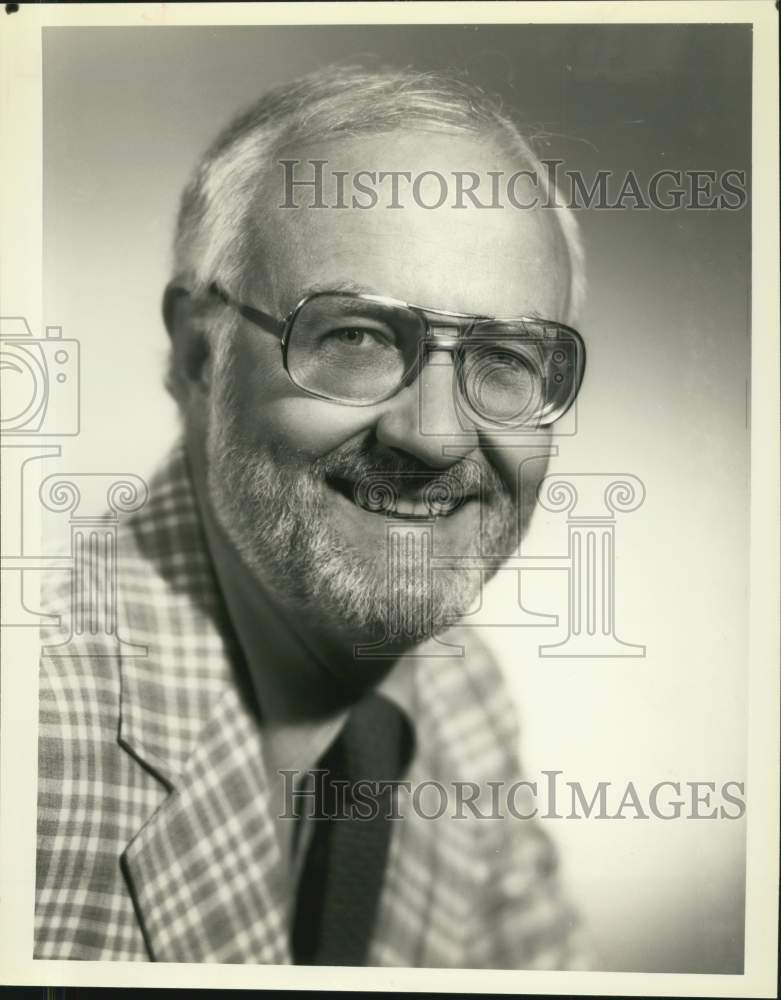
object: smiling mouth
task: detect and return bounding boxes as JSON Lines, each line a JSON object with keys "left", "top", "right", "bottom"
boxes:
{"left": 327, "top": 475, "right": 472, "bottom": 519}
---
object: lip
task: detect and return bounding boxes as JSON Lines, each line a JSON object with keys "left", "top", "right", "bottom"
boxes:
{"left": 326, "top": 475, "right": 474, "bottom": 519}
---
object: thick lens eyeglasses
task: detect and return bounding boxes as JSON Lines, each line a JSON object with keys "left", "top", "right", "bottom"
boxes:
{"left": 210, "top": 284, "right": 586, "bottom": 429}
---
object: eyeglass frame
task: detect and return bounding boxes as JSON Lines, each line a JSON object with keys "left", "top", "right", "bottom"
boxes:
{"left": 209, "top": 281, "right": 586, "bottom": 423}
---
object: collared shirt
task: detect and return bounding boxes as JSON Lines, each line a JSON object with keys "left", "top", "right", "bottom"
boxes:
{"left": 193, "top": 470, "right": 417, "bottom": 892}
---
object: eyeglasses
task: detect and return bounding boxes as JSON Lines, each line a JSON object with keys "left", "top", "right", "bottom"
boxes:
{"left": 210, "top": 283, "right": 586, "bottom": 429}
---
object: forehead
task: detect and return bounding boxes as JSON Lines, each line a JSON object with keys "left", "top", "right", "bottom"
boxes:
{"left": 254, "top": 130, "right": 569, "bottom": 320}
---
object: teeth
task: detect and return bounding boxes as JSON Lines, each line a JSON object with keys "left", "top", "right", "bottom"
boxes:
{"left": 344, "top": 475, "right": 469, "bottom": 518}
{"left": 392, "top": 497, "right": 431, "bottom": 517}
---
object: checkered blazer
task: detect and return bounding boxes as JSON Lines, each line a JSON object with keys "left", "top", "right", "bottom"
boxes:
{"left": 35, "top": 440, "right": 592, "bottom": 967}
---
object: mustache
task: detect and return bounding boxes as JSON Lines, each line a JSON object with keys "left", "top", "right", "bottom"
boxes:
{"left": 309, "top": 439, "right": 507, "bottom": 501}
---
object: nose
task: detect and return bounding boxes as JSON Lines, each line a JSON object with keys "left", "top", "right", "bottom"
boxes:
{"left": 374, "top": 349, "right": 480, "bottom": 469}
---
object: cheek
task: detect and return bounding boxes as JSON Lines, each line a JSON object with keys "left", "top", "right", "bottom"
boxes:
{"left": 251, "top": 396, "right": 380, "bottom": 458}
{"left": 227, "top": 334, "right": 379, "bottom": 459}
{"left": 484, "top": 431, "right": 553, "bottom": 498}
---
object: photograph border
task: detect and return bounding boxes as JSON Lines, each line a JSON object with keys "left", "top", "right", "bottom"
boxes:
{"left": 0, "top": 2, "right": 778, "bottom": 994}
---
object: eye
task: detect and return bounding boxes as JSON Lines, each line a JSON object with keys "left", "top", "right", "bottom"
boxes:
{"left": 322, "top": 327, "right": 394, "bottom": 348}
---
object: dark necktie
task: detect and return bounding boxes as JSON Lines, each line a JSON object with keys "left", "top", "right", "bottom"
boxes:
{"left": 291, "top": 692, "right": 414, "bottom": 966}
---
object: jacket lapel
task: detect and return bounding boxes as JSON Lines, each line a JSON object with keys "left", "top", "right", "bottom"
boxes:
{"left": 367, "top": 753, "right": 478, "bottom": 967}
{"left": 121, "top": 682, "right": 291, "bottom": 963}
{"left": 114, "top": 441, "right": 291, "bottom": 963}
{"left": 366, "top": 653, "right": 483, "bottom": 967}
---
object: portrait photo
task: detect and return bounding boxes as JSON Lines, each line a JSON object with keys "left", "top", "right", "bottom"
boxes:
{"left": 0, "top": 3, "right": 777, "bottom": 995}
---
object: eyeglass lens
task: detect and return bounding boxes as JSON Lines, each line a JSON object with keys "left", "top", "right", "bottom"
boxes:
{"left": 287, "top": 295, "right": 424, "bottom": 404}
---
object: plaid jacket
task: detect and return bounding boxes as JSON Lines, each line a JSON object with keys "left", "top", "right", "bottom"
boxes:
{"left": 35, "top": 441, "right": 591, "bottom": 967}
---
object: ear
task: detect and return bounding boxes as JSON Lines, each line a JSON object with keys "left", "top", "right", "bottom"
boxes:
{"left": 162, "top": 284, "right": 213, "bottom": 398}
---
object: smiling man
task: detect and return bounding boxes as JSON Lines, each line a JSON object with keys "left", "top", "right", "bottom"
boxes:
{"left": 36, "top": 66, "right": 590, "bottom": 968}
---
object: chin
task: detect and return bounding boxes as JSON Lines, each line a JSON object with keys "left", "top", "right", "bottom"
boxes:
{"left": 312, "top": 559, "right": 483, "bottom": 647}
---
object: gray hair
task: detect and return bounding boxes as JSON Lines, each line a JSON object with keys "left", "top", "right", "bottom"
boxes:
{"left": 168, "top": 65, "right": 585, "bottom": 401}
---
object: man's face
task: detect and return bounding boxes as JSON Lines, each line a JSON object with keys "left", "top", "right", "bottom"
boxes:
{"left": 196, "top": 130, "right": 569, "bottom": 650}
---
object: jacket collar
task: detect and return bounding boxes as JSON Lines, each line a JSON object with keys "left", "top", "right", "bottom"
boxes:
{"left": 122, "top": 681, "right": 294, "bottom": 963}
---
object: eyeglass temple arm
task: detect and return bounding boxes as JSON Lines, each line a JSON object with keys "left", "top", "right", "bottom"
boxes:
{"left": 209, "top": 283, "right": 286, "bottom": 339}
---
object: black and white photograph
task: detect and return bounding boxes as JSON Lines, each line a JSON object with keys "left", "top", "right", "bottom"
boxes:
{"left": 0, "top": 2, "right": 778, "bottom": 994}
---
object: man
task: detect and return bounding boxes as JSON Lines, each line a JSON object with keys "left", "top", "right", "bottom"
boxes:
{"left": 35, "top": 65, "right": 590, "bottom": 967}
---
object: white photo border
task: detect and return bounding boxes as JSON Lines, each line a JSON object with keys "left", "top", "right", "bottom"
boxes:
{"left": 0, "top": 2, "right": 777, "bottom": 994}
